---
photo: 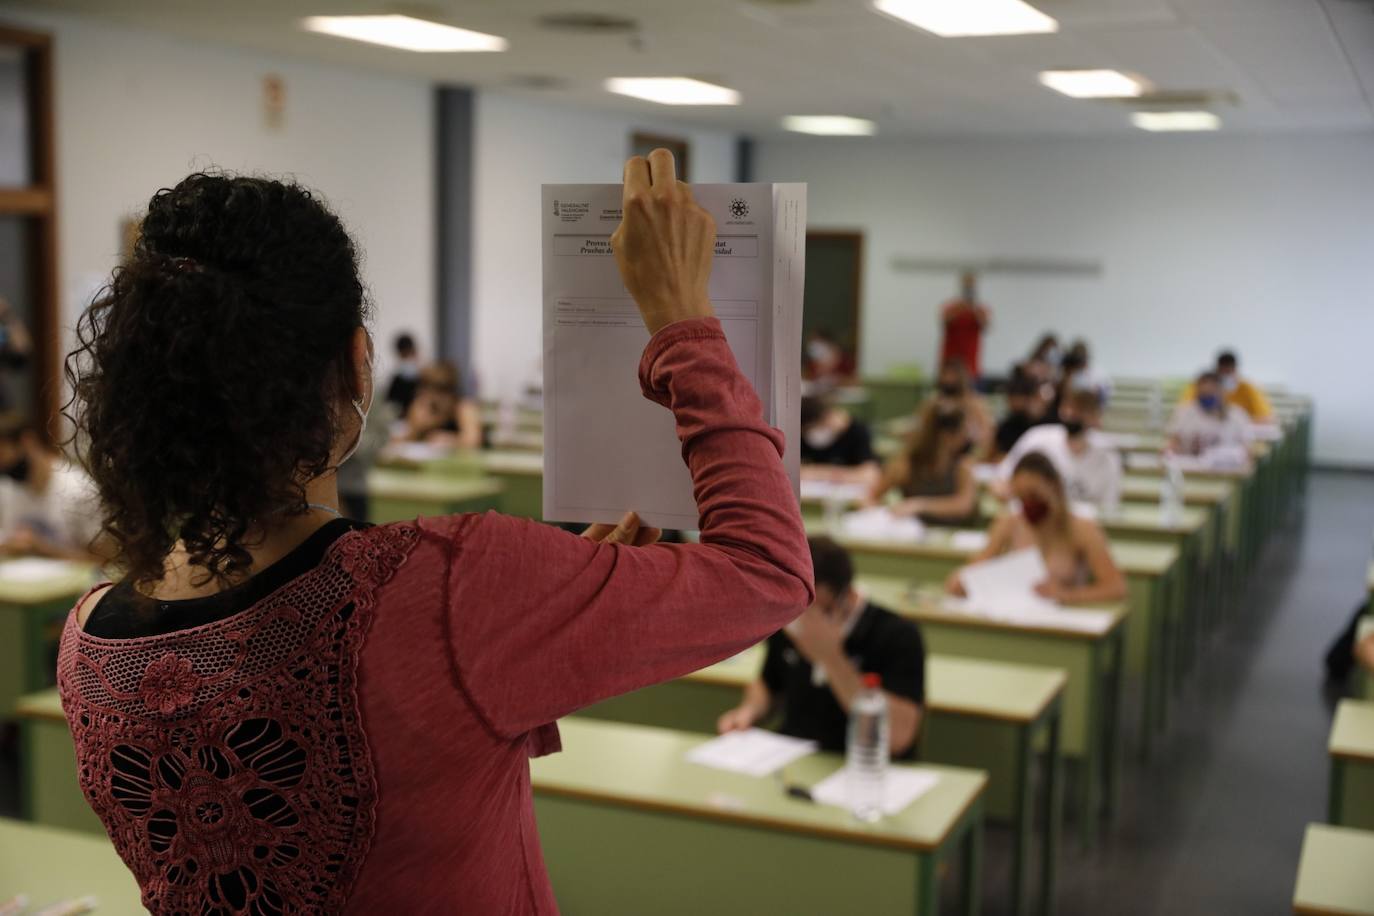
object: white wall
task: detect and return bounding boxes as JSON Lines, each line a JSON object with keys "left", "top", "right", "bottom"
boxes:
{"left": 471, "top": 92, "right": 736, "bottom": 401}
{"left": 755, "top": 133, "right": 1374, "bottom": 466}
{"left": 1, "top": 8, "right": 434, "bottom": 382}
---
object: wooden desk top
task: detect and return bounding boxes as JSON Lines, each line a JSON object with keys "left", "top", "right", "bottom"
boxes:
{"left": 1293, "top": 823, "right": 1374, "bottom": 915}
{"left": 532, "top": 718, "right": 986, "bottom": 853}
{"left": 1329, "top": 699, "right": 1374, "bottom": 764}
{"left": 15, "top": 687, "right": 64, "bottom": 723}
{"left": 0, "top": 818, "right": 143, "bottom": 914}
{"left": 366, "top": 468, "right": 504, "bottom": 502}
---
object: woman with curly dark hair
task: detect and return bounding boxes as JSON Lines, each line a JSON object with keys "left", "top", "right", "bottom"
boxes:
{"left": 57, "top": 150, "right": 812, "bottom": 914}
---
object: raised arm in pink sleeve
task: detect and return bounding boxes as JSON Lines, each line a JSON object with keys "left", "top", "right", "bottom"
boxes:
{"left": 427, "top": 317, "right": 813, "bottom": 739}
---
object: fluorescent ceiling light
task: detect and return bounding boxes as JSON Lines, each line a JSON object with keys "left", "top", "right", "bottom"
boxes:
{"left": 873, "top": 0, "right": 1058, "bottom": 37}
{"left": 302, "top": 15, "right": 508, "bottom": 52}
{"left": 782, "top": 115, "right": 877, "bottom": 136}
{"left": 1040, "top": 69, "right": 1146, "bottom": 99}
{"left": 1132, "top": 111, "right": 1221, "bottom": 132}
{"left": 605, "top": 78, "right": 740, "bottom": 106}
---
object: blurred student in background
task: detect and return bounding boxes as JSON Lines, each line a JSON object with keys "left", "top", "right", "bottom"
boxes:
{"left": 1180, "top": 350, "right": 1273, "bottom": 423}
{"left": 802, "top": 328, "right": 855, "bottom": 389}
{"left": 392, "top": 360, "right": 482, "bottom": 450}
{"left": 799, "top": 395, "right": 880, "bottom": 487}
{"left": 718, "top": 536, "right": 925, "bottom": 758}
{"left": 949, "top": 452, "right": 1126, "bottom": 604}
{"left": 384, "top": 332, "right": 422, "bottom": 413}
{"left": 0, "top": 415, "right": 105, "bottom": 562}
{"left": 939, "top": 271, "right": 990, "bottom": 382}
{"left": 0, "top": 297, "right": 33, "bottom": 412}
{"left": 1168, "top": 371, "right": 1254, "bottom": 457}
{"left": 869, "top": 404, "right": 978, "bottom": 526}
{"left": 993, "top": 372, "right": 1049, "bottom": 461}
{"left": 929, "top": 357, "right": 995, "bottom": 457}
{"left": 997, "top": 389, "right": 1122, "bottom": 512}
{"left": 1027, "top": 333, "right": 1061, "bottom": 375}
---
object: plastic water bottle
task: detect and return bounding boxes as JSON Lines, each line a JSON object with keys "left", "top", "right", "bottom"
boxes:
{"left": 823, "top": 492, "right": 843, "bottom": 534}
{"left": 846, "top": 673, "right": 889, "bottom": 823}
{"left": 1161, "top": 456, "right": 1184, "bottom": 526}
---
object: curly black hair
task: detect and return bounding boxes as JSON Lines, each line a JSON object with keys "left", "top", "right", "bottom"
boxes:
{"left": 63, "top": 173, "right": 370, "bottom": 587}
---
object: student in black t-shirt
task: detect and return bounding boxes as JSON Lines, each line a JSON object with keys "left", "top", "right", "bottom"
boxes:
{"left": 993, "top": 372, "right": 1049, "bottom": 461}
{"left": 717, "top": 536, "right": 926, "bottom": 757}
{"left": 799, "top": 396, "right": 881, "bottom": 489}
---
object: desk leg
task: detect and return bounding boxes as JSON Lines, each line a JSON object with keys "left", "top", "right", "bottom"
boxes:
{"left": 1042, "top": 709, "right": 1063, "bottom": 916}
{"left": 919, "top": 854, "right": 938, "bottom": 916}
{"left": 1329, "top": 758, "right": 1344, "bottom": 826}
{"left": 1012, "top": 726, "right": 1032, "bottom": 916}
{"left": 962, "top": 803, "right": 984, "bottom": 916}
{"left": 1102, "top": 631, "right": 1125, "bottom": 823}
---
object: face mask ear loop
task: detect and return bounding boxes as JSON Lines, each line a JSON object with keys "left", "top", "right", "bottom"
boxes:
{"left": 333, "top": 352, "right": 374, "bottom": 471}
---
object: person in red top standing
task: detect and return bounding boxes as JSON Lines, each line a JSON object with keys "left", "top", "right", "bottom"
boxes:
{"left": 56, "top": 149, "right": 811, "bottom": 914}
{"left": 939, "top": 270, "right": 991, "bottom": 381}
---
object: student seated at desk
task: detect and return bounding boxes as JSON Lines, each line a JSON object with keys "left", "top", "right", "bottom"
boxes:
{"left": 868, "top": 404, "right": 978, "bottom": 525}
{"left": 948, "top": 453, "right": 1127, "bottom": 605}
{"left": 0, "top": 414, "right": 106, "bottom": 563}
{"left": 718, "top": 536, "right": 925, "bottom": 757}
{"left": 928, "top": 357, "right": 995, "bottom": 457}
{"left": 1178, "top": 350, "right": 1274, "bottom": 424}
{"left": 1167, "top": 371, "right": 1254, "bottom": 457}
{"left": 391, "top": 360, "right": 482, "bottom": 450}
{"left": 1357, "top": 629, "right": 1374, "bottom": 676}
{"left": 992, "top": 372, "right": 1049, "bottom": 461}
{"left": 996, "top": 389, "right": 1122, "bottom": 511}
{"left": 799, "top": 395, "right": 880, "bottom": 487}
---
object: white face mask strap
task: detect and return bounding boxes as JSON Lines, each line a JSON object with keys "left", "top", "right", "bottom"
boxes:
{"left": 337, "top": 351, "right": 374, "bottom": 468}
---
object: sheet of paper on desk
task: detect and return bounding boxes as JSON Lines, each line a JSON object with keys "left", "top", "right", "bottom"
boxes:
{"left": 950, "top": 530, "right": 990, "bottom": 552}
{"left": 840, "top": 507, "right": 925, "bottom": 543}
{"left": 541, "top": 183, "right": 806, "bottom": 528}
{"left": 686, "top": 729, "right": 818, "bottom": 777}
{"left": 799, "top": 479, "right": 868, "bottom": 504}
{"left": 958, "top": 547, "right": 1059, "bottom": 617}
{"left": 810, "top": 766, "right": 940, "bottom": 817}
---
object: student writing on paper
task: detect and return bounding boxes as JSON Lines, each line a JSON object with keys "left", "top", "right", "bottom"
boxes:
{"left": 799, "top": 395, "right": 880, "bottom": 487}
{"left": 57, "top": 154, "right": 812, "bottom": 914}
{"left": 867, "top": 403, "right": 979, "bottom": 526}
{"left": 992, "top": 372, "right": 1050, "bottom": 461}
{"left": 1167, "top": 370, "right": 1255, "bottom": 458}
{"left": 947, "top": 453, "right": 1127, "bottom": 605}
{"left": 995, "top": 389, "right": 1122, "bottom": 512}
{"left": 391, "top": 359, "right": 483, "bottom": 450}
{"left": 718, "top": 537, "right": 925, "bottom": 757}
{"left": 0, "top": 414, "right": 106, "bottom": 563}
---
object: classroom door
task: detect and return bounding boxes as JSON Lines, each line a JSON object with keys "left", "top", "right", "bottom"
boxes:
{"left": 803, "top": 232, "right": 864, "bottom": 366}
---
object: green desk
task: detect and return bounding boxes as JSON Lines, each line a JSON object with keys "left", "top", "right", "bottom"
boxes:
{"left": 0, "top": 561, "right": 100, "bottom": 721}
{"left": 579, "top": 650, "right": 1065, "bottom": 916}
{"left": 1329, "top": 700, "right": 1374, "bottom": 831}
{"left": 16, "top": 689, "right": 104, "bottom": 835}
{"left": 0, "top": 818, "right": 141, "bottom": 913}
{"left": 865, "top": 581, "right": 1126, "bottom": 848}
{"left": 478, "top": 450, "right": 544, "bottom": 519}
{"left": 365, "top": 468, "right": 504, "bottom": 523}
{"left": 808, "top": 521, "right": 1174, "bottom": 758}
{"left": 1357, "top": 618, "right": 1374, "bottom": 703}
{"left": 532, "top": 718, "right": 986, "bottom": 916}
{"left": 1293, "top": 823, "right": 1374, "bottom": 915}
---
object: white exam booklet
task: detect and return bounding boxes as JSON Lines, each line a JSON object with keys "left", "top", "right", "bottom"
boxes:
{"left": 541, "top": 183, "right": 806, "bottom": 528}
{"left": 810, "top": 765, "right": 941, "bottom": 817}
{"left": 686, "top": 729, "right": 818, "bottom": 777}
{"left": 958, "top": 547, "right": 1060, "bottom": 617}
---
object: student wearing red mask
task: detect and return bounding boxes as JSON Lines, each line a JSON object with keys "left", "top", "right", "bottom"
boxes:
{"left": 946, "top": 452, "right": 1126, "bottom": 604}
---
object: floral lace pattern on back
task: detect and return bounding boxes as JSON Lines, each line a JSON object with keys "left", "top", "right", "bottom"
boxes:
{"left": 58, "top": 524, "right": 419, "bottom": 915}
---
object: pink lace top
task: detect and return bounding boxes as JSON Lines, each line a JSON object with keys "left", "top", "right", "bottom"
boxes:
{"left": 57, "top": 318, "right": 813, "bottom": 914}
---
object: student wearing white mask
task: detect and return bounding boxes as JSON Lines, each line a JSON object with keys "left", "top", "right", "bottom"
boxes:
{"left": 799, "top": 395, "right": 880, "bottom": 487}
{"left": 802, "top": 329, "right": 854, "bottom": 389}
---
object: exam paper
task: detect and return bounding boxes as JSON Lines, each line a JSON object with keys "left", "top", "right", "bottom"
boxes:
{"left": 0, "top": 557, "right": 86, "bottom": 583}
{"left": 940, "top": 595, "right": 1115, "bottom": 633}
{"left": 810, "top": 766, "right": 940, "bottom": 817}
{"left": 839, "top": 507, "right": 926, "bottom": 543}
{"left": 542, "top": 183, "right": 806, "bottom": 528}
{"left": 799, "top": 479, "right": 869, "bottom": 504}
{"left": 685, "top": 729, "right": 818, "bottom": 777}
{"left": 958, "top": 547, "right": 1060, "bottom": 617}
{"left": 950, "top": 530, "right": 991, "bottom": 552}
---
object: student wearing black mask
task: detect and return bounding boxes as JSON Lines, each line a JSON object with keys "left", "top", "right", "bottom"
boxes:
{"left": 993, "top": 372, "right": 1048, "bottom": 460}
{"left": 717, "top": 536, "right": 925, "bottom": 757}
{"left": 0, "top": 415, "right": 106, "bottom": 562}
{"left": 996, "top": 389, "right": 1122, "bottom": 512}
{"left": 948, "top": 452, "right": 1126, "bottom": 605}
{"left": 926, "top": 357, "right": 994, "bottom": 458}
{"left": 868, "top": 403, "right": 978, "bottom": 525}
{"left": 799, "top": 396, "right": 881, "bottom": 488}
